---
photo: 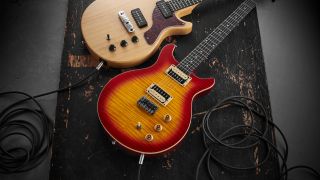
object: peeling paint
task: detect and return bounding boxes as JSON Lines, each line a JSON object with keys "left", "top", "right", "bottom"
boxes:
{"left": 254, "top": 146, "right": 261, "bottom": 175}
{"left": 84, "top": 85, "right": 95, "bottom": 102}
{"left": 68, "top": 53, "right": 100, "bottom": 68}
{"left": 162, "top": 158, "right": 173, "bottom": 170}
{"left": 64, "top": 108, "right": 70, "bottom": 129}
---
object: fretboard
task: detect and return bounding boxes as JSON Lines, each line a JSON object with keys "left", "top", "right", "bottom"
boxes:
{"left": 177, "top": 0, "right": 256, "bottom": 74}
{"left": 167, "top": 0, "right": 202, "bottom": 12}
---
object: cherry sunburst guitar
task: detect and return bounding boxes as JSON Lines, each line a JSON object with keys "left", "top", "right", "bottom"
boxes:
{"left": 81, "top": 0, "right": 203, "bottom": 68}
{"left": 97, "top": 0, "right": 255, "bottom": 155}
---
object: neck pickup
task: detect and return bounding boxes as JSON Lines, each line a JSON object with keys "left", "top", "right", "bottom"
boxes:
{"left": 165, "top": 65, "right": 191, "bottom": 86}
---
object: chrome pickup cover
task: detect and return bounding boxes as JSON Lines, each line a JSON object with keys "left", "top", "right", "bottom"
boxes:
{"left": 146, "top": 83, "right": 172, "bottom": 106}
{"left": 118, "top": 10, "right": 134, "bottom": 33}
{"left": 165, "top": 65, "right": 191, "bottom": 86}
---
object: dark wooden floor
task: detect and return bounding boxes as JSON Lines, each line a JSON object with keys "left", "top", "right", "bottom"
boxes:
{"left": 49, "top": 0, "right": 279, "bottom": 179}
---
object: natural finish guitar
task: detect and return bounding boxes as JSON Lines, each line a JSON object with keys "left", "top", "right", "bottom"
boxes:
{"left": 97, "top": 0, "right": 255, "bottom": 154}
{"left": 81, "top": 0, "right": 202, "bottom": 68}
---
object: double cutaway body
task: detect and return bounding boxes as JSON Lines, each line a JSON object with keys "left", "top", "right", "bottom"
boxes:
{"left": 98, "top": 44, "right": 215, "bottom": 154}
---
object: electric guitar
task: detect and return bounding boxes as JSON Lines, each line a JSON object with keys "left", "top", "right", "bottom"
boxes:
{"left": 97, "top": 0, "right": 256, "bottom": 154}
{"left": 81, "top": 0, "right": 203, "bottom": 68}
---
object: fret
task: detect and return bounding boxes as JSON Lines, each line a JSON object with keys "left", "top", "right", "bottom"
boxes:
{"left": 172, "top": 1, "right": 178, "bottom": 11}
{"left": 233, "top": 9, "right": 243, "bottom": 18}
{"left": 219, "top": 23, "right": 231, "bottom": 34}
{"left": 187, "top": 0, "right": 192, "bottom": 6}
{"left": 236, "top": 7, "right": 246, "bottom": 17}
{"left": 181, "top": 0, "right": 187, "bottom": 8}
{"left": 201, "top": 41, "right": 213, "bottom": 52}
{"left": 245, "top": 0, "right": 255, "bottom": 8}
{"left": 229, "top": 12, "right": 241, "bottom": 23}
{"left": 216, "top": 26, "right": 228, "bottom": 37}
{"left": 176, "top": 1, "right": 182, "bottom": 9}
{"left": 240, "top": 3, "right": 250, "bottom": 13}
{"left": 168, "top": 0, "right": 200, "bottom": 11}
{"left": 177, "top": 0, "right": 256, "bottom": 74}
{"left": 224, "top": 19, "right": 234, "bottom": 30}
{"left": 208, "top": 34, "right": 221, "bottom": 45}
{"left": 212, "top": 31, "right": 224, "bottom": 41}
{"left": 168, "top": 2, "right": 175, "bottom": 11}
{"left": 226, "top": 16, "right": 237, "bottom": 26}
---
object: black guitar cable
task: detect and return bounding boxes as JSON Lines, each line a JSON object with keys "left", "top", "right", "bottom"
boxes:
{"left": 196, "top": 96, "right": 320, "bottom": 180}
{"left": 0, "top": 61, "right": 105, "bottom": 173}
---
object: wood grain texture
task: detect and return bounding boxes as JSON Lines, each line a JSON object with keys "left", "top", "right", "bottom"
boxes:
{"left": 81, "top": 0, "right": 198, "bottom": 68}
{"left": 98, "top": 44, "right": 214, "bottom": 154}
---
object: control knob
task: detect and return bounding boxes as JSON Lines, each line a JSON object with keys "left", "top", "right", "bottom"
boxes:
{"left": 120, "top": 40, "right": 128, "bottom": 47}
{"left": 109, "top": 44, "right": 116, "bottom": 52}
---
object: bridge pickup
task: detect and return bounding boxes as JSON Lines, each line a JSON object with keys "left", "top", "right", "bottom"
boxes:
{"left": 137, "top": 96, "right": 158, "bottom": 115}
{"left": 165, "top": 65, "right": 191, "bottom": 86}
{"left": 146, "top": 83, "right": 172, "bottom": 106}
{"left": 131, "top": 8, "right": 148, "bottom": 28}
{"left": 118, "top": 10, "right": 134, "bottom": 33}
{"left": 156, "top": 0, "right": 173, "bottom": 19}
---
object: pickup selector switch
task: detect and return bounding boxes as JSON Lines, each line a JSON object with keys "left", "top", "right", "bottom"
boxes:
{"left": 109, "top": 44, "right": 116, "bottom": 52}
{"left": 131, "top": 36, "right": 139, "bottom": 43}
{"left": 106, "top": 34, "right": 111, "bottom": 40}
{"left": 120, "top": 40, "right": 128, "bottom": 47}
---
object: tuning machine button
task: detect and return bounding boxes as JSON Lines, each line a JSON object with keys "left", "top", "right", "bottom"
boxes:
{"left": 109, "top": 44, "right": 116, "bottom": 52}
{"left": 154, "top": 124, "right": 163, "bottom": 132}
{"left": 145, "top": 134, "right": 153, "bottom": 142}
{"left": 131, "top": 36, "right": 139, "bottom": 43}
{"left": 120, "top": 40, "right": 128, "bottom": 47}
{"left": 164, "top": 114, "right": 172, "bottom": 122}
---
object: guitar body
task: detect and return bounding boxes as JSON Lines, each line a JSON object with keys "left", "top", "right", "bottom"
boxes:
{"left": 97, "top": 44, "right": 215, "bottom": 154}
{"left": 81, "top": 0, "right": 199, "bottom": 68}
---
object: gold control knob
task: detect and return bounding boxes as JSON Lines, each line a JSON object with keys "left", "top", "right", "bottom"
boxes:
{"left": 136, "top": 122, "right": 142, "bottom": 130}
{"left": 145, "top": 134, "right": 153, "bottom": 142}
{"left": 164, "top": 114, "right": 172, "bottom": 122}
{"left": 154, "top": 124, "right": 163, "bottom": 132}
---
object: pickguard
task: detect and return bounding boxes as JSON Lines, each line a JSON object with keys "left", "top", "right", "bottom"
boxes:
{"left": 144, "top": 7, "right": 184, "bottom": 45}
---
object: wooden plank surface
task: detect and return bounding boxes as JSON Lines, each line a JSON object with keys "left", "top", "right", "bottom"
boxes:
{"left": 50, "top": 0, "right": 280, "bottom": 179}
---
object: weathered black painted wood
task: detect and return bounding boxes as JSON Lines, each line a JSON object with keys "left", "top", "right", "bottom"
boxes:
{"left": 50, "top": 0, "right": 280, "bottom": 179}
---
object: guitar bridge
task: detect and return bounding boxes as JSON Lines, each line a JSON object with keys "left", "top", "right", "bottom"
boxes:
{"left": 137, "top": 96, "right": 158, "bottom": 115}
{"left": 118, "top": 10, "right": 134, "bottom": 33}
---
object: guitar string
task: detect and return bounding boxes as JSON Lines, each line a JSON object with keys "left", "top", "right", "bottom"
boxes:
{"left": 178, "top": 0, "right": 254, "bottom": 73}
{"left": 155, "top": 0, "right": 254, "bottom": 91}
{"left": 176, "top": 0, "right": 253, "bottom": 74}
{"left": 143, "top": 0, "right": 201, "bottom": 25}
{"left": 156, "top": 0, "right": 255, "bottom": 91}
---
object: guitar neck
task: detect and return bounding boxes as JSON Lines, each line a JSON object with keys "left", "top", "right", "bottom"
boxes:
{"left": 167, "top": 0, "right": 202, "bottom": 12}
{"left": 177, "top": 0, "right": 256, "bottom": 74}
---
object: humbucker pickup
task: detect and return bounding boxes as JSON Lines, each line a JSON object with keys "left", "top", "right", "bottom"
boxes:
{"left": 165, "top": 65, "right": 192, "bottom": 86}
{"left": 146, "top": 83, "right": 172, "bottom": 106}
{"left": 156, "top": 0, "right": 173, "bottom": 19}
{"left": 118, "top": 11, "right": 134, "bottom": 33}
{"left": 131, "top": 8, "right": 147, "bottom": 28}
{"left": 137, "top": 96, "right": 158, "bottom": 115}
